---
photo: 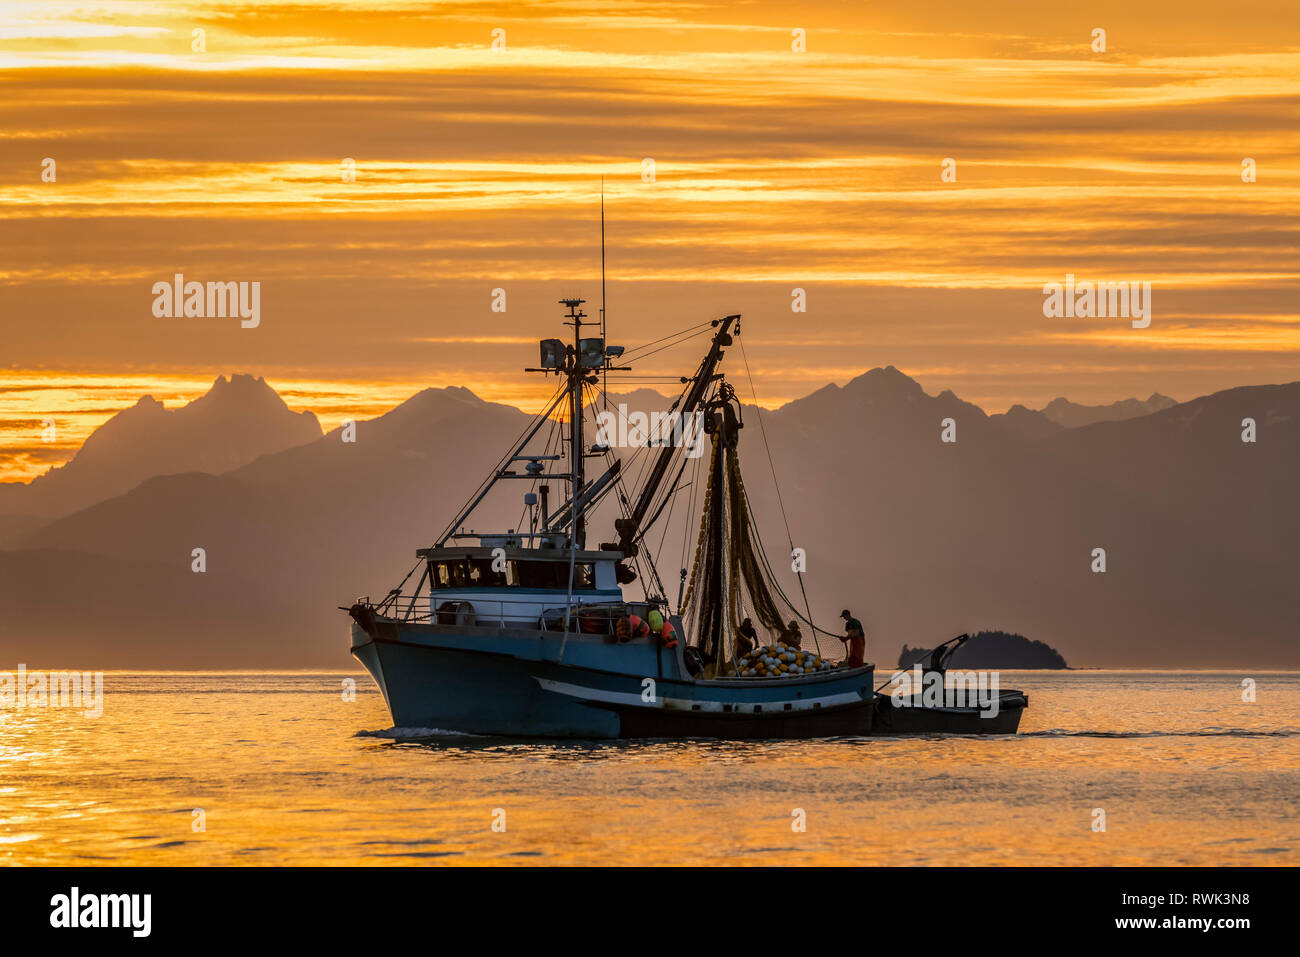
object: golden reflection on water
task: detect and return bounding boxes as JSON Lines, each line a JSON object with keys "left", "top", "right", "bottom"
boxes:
{"left": 1, "top": 672, "right": 1296, "bottom": 866}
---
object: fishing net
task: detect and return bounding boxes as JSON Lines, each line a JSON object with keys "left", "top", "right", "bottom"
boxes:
{"left": 682, "top": 430, "right": 800, "bottom": 662}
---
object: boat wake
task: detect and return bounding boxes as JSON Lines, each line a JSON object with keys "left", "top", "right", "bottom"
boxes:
{"left": 356, "top": 726, "right": 483, "bottom": 740}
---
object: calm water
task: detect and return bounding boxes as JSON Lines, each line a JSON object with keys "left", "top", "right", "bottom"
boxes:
{"left": 2, "top": 671, "right": 1296, "bottom": 866}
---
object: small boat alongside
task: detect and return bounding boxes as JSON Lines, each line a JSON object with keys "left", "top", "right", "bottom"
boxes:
{"left": 873, "top": 635, "right": 1029, "bottom": 734}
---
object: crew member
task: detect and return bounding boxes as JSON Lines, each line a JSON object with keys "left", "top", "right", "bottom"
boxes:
{"left": 785, "top": 620, "right": 803, "bottom": 649}
{"left": 736, "top": 617, "right": 758, "bottom": 658}
{"left": 840, "top": 609, "right": 865, "bottom": 667}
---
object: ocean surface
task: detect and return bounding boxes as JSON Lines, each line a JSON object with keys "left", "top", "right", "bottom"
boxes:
{"left": 2, "top": 671, "right": 1296, "bottom": 866}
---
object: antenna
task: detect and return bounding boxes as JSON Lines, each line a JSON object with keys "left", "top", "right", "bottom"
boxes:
{"left": 600, "top": 178, "right": 607, "bottom": 411}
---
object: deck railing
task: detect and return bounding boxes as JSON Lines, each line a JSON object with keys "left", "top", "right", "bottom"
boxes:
{"left": 363, "top": 590, "right": 643, "bottom": 634}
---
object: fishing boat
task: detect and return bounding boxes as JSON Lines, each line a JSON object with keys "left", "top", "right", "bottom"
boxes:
{"left": 346, "top": 300, "right": 882, "bottom": 738}
{"left": 346, "top": 263, "right": 1031, "bottom": 739}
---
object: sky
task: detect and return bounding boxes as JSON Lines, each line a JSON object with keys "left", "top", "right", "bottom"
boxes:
{"left": 1, "top": 0, "right": 1298, "bottom": 481}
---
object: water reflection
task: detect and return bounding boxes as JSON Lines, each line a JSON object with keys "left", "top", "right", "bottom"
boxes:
{"left": 3, "top": 671, "right": 1297, "bottom": 865}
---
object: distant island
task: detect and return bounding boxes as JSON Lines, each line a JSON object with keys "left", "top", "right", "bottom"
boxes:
{"left": 898, "top": 631, "right": 1069, "bottom": 669}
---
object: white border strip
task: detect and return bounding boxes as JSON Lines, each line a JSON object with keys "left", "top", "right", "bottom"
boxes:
{"left": 536, "top": 677, "right": 865, "bottom": 713}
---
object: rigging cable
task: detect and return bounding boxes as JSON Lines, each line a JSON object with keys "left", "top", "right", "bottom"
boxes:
{"left": 738, "top": 332, "right": 823, "bottom": 655}
{"left": 593, "top": 381, "right": 693, "bottom": 556}
{"left": 516, "top": 409, "right": 563, "bottom": 541}
{"left": 677, "top": 427, "right": 704, "bottom": 614}
{"left": 435, "top": 381, "right": 566, "bottom": 544}
{"left": 742, "top": 492, "right": 840, "bottom": 639}
{"left": 584, "top": 380, "right": 674, "bottom": 602}
{"left": 434, "top": 319, "right": 710, "bottom": 547}
{"left": 625, "top": 327, "right": 715, "bottom": 365}
{"left": 619, "top": 320, "right": 713, "bottom": 361}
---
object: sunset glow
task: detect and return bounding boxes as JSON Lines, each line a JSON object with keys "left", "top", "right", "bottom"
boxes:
{"left": 3, "top": 0, "right": 1298, "bottom": 481}
{"left": 2, "top": 3, "right": 1299, "bottom": 890}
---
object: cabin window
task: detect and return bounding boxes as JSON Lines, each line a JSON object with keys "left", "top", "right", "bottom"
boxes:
{"left": 431, "top": 558, "right": 508, "bottom": 589}
{"left": 514, "top": 560, "right": 595, "bottom": 590}
{"left": 469, "top": 559, "right": 508, "bottom": 587}
{"left": 430, "top": 558, "right": 594, "bottom": 590}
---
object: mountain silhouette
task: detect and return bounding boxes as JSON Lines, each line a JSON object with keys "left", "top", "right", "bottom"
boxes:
{"left": 1, "top": 369, "right": 1295, "bottom": 669}
{"left": 990, "top": 405, "right": 1065, "bottom": 440}
{"left": 0, "top": 374, "right": 321, "bottom": 525}
{"left": 1041, "top": 393, "right": 1177, "bottom": 429}
{"left": 709, "top": 369, "right": 1297, "bottom": 670}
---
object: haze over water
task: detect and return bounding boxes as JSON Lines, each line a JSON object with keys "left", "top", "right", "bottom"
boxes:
{"left": 3, "top": 670, "right": 1296, "bottom": 866}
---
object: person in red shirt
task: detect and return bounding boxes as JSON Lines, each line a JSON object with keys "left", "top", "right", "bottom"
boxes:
{"left": 840, "top": 609, "right": 865, "bottom": 667}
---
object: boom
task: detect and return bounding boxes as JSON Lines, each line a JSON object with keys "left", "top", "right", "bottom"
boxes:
{"left": 611, "top": 314, "right": 739, "bottom": 555}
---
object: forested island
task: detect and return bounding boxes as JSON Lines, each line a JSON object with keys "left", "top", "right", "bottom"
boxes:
{"left": 897, "top": 631, "right": 1069, "bottom": 669}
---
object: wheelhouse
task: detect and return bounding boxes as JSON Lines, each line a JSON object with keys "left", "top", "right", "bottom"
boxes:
{"left": 416, "top": 546, "right": 621, "bottom": 593}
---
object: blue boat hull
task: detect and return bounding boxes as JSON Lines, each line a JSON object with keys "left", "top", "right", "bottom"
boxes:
{"left": 351, "top": 621, "right": 877, "bottom": 739}
{"left": 354, "top": 637, "right": 623, "bottom": 737}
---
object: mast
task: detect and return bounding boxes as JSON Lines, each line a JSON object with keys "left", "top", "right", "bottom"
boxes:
{"left": 561, "top": 298, "right": 588, "bottom": 549}
{"left": 600, "top": 179, "right": 608, "bottom": 413}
